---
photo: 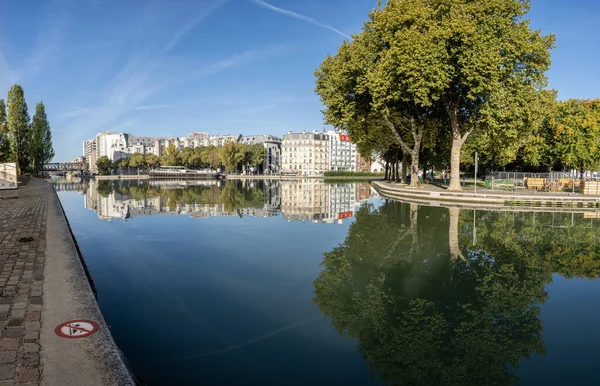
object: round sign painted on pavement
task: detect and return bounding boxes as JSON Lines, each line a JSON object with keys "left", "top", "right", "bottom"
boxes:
{"left": 55, "top": 320, "right": 99, "bottom": 339}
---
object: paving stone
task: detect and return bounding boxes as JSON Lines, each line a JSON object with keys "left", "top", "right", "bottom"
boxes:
{"left": 9, "top": 310, "right": 24, "bottom": 319}
{"left": 0, "top": 364, "right": 15, "bottom": 380}
{"left": 2, "top": 328, "right": 22, "bottom": 339}
{"left": 16, "top": 353, "right": 37, "bottom": 367}
{"left": 22, "top": 343, "right": 39, "bottom": 353}
{"left": 16, "top": 367, "right": 38, "bottom": 383}
{"left": 0, "top": 339, "right": 19, "bottom": 351}
{"left": 24, "top": 323, "right": 39, "bottom": 332}
{"left": 0, "top": 351, "right": 16, "bottom": 364}
{"left": 23, "top": 332, "right": 37, "bottom": 342}
{"left": 6, "top": 319, "right": 21, "bottom": 328}
{"left": 24, "top": 312, "right": 39, "bottom": 322}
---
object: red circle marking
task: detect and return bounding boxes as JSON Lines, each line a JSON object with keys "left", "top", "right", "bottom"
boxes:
{"left": 55, "top": 320, "right": 99, "bottom": 339}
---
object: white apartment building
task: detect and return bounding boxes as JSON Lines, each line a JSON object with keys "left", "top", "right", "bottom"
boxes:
{"left": 326, "top": 131, "right": 357, "bottom": 172}
{"left": 83, "top": 139, "right": 97, "bottom": 170}
{"left": 281, "top": 131, "right": 330, "bottom": 177}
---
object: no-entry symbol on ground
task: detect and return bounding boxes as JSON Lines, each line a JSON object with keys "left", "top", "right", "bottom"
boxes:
{"left": 55, "top": 320, "right": 99, "bottom": 339}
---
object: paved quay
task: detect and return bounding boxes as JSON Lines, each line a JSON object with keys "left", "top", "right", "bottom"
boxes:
{"left": 0, "top": 178, "right": 133, "bottom": 386}
{"left": 373, "top": 180, "right": 600, "bottom": 210}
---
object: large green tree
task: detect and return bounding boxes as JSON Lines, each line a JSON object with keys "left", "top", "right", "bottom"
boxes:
{"left": 161, "top": 143, "right": 181, "bottom": 166}
{"left": 315, "top": 25, "right": 432, "bottom": 187}
{"left": 219, "top": 141, "right": 245, "bottom": 173}
{"left": 317, "top": 0, "right": 554, "bottom": 190}
{"left": 545, "top": 99, "right": 600, "bottom": 174}
{"left": 96, "top": 156, "right": 112, "bottom": 175}
{"left": 129, "top": 152, "right": 146, "bottom": 173}
{"left": 7, "top": 85, "right": 31, "bottom": 174}
{"left": 29, "top": 101, "right": 54, "bottom": 175}
{"left": 245, "top": 144, "right": 266, "bottom": 173}
{"left": 145, "top": 153, "right": 160, "bottom": 169}
{"left": 0, "top": 99, "right": 10, "bottom": 162}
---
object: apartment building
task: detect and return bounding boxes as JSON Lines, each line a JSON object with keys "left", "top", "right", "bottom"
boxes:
{"left": 326, "top": 131, "right": 357, "bottom": 172}
{"left": 240, "top": 134, "right": 282, "bottom": 173}
{"left": 281, "top": 131, "right": 329, "bottom": 177}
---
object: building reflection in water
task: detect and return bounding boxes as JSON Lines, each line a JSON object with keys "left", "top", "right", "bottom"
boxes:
{"left": 55, "top": 178, "right": 372, "bottom": 224}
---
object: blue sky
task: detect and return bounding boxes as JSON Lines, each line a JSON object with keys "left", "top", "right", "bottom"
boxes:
{"left": 1, "top": 0, "right": 599, "bottom": 161}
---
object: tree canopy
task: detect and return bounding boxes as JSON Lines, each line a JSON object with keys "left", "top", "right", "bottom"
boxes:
{"left": 29, "top": 102, "right": 54, "bottom": 175}
{"left": 315, "top": 0, "right": 554, "bottom": 189}
{"left": 0, "top": 99, "right": 10, "bottom": 162}
{"left": 7, "top": 85, "right": 31, "bottom": 174}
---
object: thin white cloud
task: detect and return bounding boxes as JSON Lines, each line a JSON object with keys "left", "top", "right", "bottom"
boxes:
{"left": 58, "top": 105, "right": 98, "bottom": 119}
{"left": 250, "top": 0, "right": 351, "bottom": 39}
{"left": 163, "top": 0, "right": 229, "bottom": 53}
{"left": 198, "top": 43, "right": 291, "bottom": 78}
{"left": 132, "top": 104, "right": 173, "bottom": 111}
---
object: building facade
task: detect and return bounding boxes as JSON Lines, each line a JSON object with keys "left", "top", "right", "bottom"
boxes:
{"left": 356, "top": 155, "right": 371, "bottom": 172}
{"left": 326, "top": 131, "right": 357, "bottom": 172}
{"left": 281, "top": 131, "right": 330, "bottom": 177}
{"left": 240, "top": 134, "right": 282, "bottom": 174}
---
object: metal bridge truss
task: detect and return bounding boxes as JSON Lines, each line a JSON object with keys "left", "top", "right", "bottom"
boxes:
{"left": 43, "top": 162, "right": 86, "bottom": 171}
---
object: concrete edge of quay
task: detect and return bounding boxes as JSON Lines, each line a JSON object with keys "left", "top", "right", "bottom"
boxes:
{"left": 372, "top": 180, "right": 600, "bottom": 211}
{"left": 41, "top": 180, "right": 136, "bottom": 386}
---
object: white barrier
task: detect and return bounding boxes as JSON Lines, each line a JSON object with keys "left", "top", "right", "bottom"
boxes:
{"left": 0, "top": 163, "right": 17, "bottom": 190}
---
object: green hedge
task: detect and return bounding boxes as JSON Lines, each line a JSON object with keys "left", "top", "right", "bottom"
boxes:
{"left": 324, "top": 171, "right": 385, "bottom": 177}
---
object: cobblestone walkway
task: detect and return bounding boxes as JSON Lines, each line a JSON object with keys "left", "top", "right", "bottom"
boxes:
{"left": 0, "top": 178, "right": 48, "bottom": 385}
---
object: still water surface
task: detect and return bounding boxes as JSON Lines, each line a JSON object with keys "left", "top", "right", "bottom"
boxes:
{"left": 54, "top": 178, "right": 600, "bottom": 385}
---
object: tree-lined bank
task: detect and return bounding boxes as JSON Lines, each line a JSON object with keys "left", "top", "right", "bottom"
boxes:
{"left": 0, "top": 84, "right": 54, "bottom": 175}
{"left": 315, "top": 0, "right": 598, "bottom": 190}
{"left": 96, "top": 142, "right": 266, "bottom": 175}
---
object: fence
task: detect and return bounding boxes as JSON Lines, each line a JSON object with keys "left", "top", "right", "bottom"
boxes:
{"left": 484, "top": 170, "right": 594, "bottom": 192}
{"left": 0, "top": 163, "right": 17, "bottom": 190}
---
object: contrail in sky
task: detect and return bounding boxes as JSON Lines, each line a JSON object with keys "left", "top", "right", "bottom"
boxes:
{"left": 250, "top": 0, "right": 351, "bottom": 39}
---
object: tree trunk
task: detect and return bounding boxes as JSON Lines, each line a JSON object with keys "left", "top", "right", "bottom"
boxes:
{"left": 410, "top": 151, "right": 420, "bottom": 187}
{"left": 395, "top": 161, "right": 400, "bottom": 181}
{"left": 385, "top": 162, "right": 389, "bottom": 180}
{"left": 401, "top": 153, "right": 408, "bottom": 184}
{"left": 448, "top": 133, "right": 463, "bottom": 191}
{"left": 448, "top": 207, "right": 466, "bottom": 262}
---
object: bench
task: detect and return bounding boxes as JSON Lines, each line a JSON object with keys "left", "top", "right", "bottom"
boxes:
{"left": 524, "top": 178, "right": 547, "bottom": 191}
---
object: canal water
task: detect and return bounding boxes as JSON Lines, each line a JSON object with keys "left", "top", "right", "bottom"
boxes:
{"left": 53, "top": 178, "right": 600, "bottom": 386}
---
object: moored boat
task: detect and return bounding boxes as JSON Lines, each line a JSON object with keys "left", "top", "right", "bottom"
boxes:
{"left": 149, "top": 166, "right": 222, "bottom": 179}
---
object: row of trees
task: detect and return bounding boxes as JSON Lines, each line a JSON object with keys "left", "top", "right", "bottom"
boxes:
{"left": 95, "top": 179, "right": 266, "bottom": 213}
{"left": 0, "top": 85, "right": 54, "bottom": 175}
{"left": 315, "top": 0, "right": 561, "bottom": 190}
{"left": 96, "top": 142, "right": 266, "bottom": 175}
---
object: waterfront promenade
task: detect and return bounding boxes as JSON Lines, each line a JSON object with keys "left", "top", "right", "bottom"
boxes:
{"left": 0, "top": 178, "right": 133, "bottom": 385}
{"left": 373, "top": 180, "right": 600, "bottom": 209}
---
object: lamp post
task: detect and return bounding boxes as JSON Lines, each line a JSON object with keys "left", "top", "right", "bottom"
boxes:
{"left": 474, "top": 152, "right": 478, "bottom": 193}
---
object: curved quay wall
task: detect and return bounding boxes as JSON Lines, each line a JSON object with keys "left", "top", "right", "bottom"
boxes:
{"left": 371, "top": 181, "right": 600, "bottom": 212}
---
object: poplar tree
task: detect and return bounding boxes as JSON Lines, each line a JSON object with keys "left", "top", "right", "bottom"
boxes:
{"left": 7, "top": 85, "right": 31, "bottom": 174}
{"left": 30, "top": 101, "right": 55, "bottom": 175}
{"left": 0, "top": 99, "right": 10, "bottom": 162}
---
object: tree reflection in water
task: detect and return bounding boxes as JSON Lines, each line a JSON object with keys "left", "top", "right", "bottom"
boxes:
{"left": 314, "top": 200, "right": 600, "bottom": 385}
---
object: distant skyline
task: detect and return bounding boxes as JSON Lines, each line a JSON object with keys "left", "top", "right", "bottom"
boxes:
{"left": 1, "top": 0, "right": 599, "bottom": 161}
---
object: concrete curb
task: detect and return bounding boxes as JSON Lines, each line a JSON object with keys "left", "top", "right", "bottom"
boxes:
{"left": 372, "top": 180, "right": 600, "bottom": 210}
{"left": 41, "top": 182, "right": 136, "bottom": 386}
